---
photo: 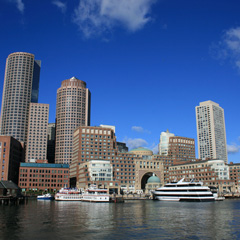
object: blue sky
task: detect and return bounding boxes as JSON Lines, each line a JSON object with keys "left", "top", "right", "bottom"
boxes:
{"left": 0, "top": 0, "right": 240, "bottom": 163}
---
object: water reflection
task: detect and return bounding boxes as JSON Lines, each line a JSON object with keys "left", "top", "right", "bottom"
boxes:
{"left": 0, "top": 200, "right": 240, "bottom": 240}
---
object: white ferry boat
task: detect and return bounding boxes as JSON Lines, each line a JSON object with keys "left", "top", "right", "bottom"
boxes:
{"left": 37, "top": 193, "right": 54, "bottom": 200}
{"left": 153, "top": 178, "right": 215, "bottom": 202}
{"left": 55, "top": 188, "right": 83, "bottom": 201}
{"left": 82, "top": 185, "right": 110, "bottom": 202}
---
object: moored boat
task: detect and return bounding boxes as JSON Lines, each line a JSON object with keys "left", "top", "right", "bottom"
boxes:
{"left": 37, "top": 193, "right": 54, "bottom": 200}
{"left": 82, "top": 185, "right": 110, "bottom": 202}
{"left": 153, "top": 178, "right": 215, "bottom": 202}
{"left": 55, "top": 188, "right": 83, "bottom": 201}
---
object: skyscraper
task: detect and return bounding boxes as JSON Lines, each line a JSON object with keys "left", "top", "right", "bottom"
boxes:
{"left": 196, "top": 100, "right": 228, "bottom": 163}
{"left": 25, "top": 103, "right": 49, "bottom": 162}
{"left": 0, "top": 52, "right": 41, "bottom": 143}
{"left": 55, "top": 77, "right": 91, "bottom": 164}
{"left": 47, "top": 123, "right": 56, "bottom": 163}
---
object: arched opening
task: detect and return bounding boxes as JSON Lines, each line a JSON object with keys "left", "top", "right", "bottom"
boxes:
{"left": 141, "top": 172, "right": 154, "bottom": 190}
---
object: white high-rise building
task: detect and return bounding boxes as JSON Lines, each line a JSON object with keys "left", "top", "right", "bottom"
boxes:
{"left": 196, "top": 100, "right": 228, "bottom": 163}
{"left": 0, "top": 52, "right": 41, "bottom": 143}
{"left": 159, "top": 130, "right": 175, "bottom": 155}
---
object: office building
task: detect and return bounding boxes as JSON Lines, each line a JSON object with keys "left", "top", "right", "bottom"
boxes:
{"left": 159, "top": 130, "right": 175, "bottom": 155}
{"left": 55, "top": 77, "right": 91, "bottom": 164}
{"left": 19, "top": 162, "right": 69, "bottom": 192}
{"left": 196, "top": 100, "right": 228, "bottom": 163}
{"left": 0, "top": 136, "right": 24, "bottom": 184}
{"left": 47, "top": 123, "right": 56, "bottom": 163}
{"left": 0, "top": 52, "right": 41, "bottom": 143}
{"left": 25, "top": 103, "right": 49, "bottom": 162}
{"left": 70, "top": 125, "right": 164, "bottom": 193}
{"left": 168, "top": 136, "right": 195, "bottom": 164}
{"left": 169, "top": 159, "right": 234, "bottom": 193}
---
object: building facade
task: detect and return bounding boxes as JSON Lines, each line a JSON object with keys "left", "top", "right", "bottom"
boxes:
{"left": 228, "top": 162, "right": 240, "bottom": 193}
{"left": 0, "top": 136, "right": 24, "bottom": 184}
{"left": 169, "top": 159, "right": 234, "bottom": 193}
{"left": 196, "top": 100, "right": 228, "bottom": 163}
{"left": 168, "top": 136, "right": 195, "bottom": 164}
{"left": 55, "top": 77, "right": 91, "bottom": 164}
{"left": 18, "top": 162, "right": 69, "bottom": 192}
{"left": 159, "top": 130, "right": 175, "bottom": 155}
{"left": 47, "top": 123, "right": 56, "bottom": 163}
{"left": 25, "top": 103, "right": 49, "bottom": 162}
{"left": 70, "top": 125, "right": 165, "bottom": 193}
{"left": 0, "top": 52, "right": 41, "bottom": 143}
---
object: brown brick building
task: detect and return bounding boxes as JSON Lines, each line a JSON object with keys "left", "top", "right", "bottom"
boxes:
{"left": 168, "top": 159, "right": 235, "bottom": 193}
{"left": 0, "top": 136, "right": 24, "bottom": 184}
{"left": 70, "top": 125, "right": 166, "bottom": 193}
{"left": 168, "top": 136, "right": 195, "bottom": 164}
{"left": 19, "top": 162, "right": 69, "bottom": 192}
{"left": 228, "top": 162, "right": 240, "bottom": 192}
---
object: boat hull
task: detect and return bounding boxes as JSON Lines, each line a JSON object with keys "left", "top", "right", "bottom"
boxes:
{"left": 81, "top": 195, "right": 110, "bottom": 202}
{"left": 155, "top": 196, "right": 215, "bottom": 202}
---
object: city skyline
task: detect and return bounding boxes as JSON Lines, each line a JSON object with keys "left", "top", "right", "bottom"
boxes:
{"left": 0, "top": 1, "right": 240, "bottom": 163}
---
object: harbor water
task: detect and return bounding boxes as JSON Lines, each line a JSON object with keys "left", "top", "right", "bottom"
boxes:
{"left": 0, "top": 199, "right": 240, "bottom": 240}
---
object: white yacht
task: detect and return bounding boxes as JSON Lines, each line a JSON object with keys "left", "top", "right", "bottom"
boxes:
{"left": 153, "top": 178, "right": 215, "bottom": 202}
{"left": 55, "top": 188, "right": 83, "bottom": 201}
{"left": 82, "top": 185, "right": 110, "bottom": 202}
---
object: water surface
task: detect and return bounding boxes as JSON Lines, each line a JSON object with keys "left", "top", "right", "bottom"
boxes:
{"left": 0, "top": 199, "right": 240, "bottom": 239}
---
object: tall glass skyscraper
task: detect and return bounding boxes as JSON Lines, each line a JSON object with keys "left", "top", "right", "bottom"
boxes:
{"left": 0, "top": 52, "right": 41, "bottom": 143}
{"left": 55, "top": 77, "right": 91, "bottom": 164}
{"left": 196, "top": 100, "right": 228, "bottom": 163}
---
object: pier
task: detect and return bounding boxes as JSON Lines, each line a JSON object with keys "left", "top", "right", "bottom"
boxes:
{"left": 0, "top": 196, "right": 28, "bottom": 205}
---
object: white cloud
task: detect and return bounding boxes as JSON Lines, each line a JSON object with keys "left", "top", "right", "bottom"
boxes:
{"left": 52, "top": 1, "right": 67, "bottom": 14}
{"left": 212, "top": 27, "right": 240, "bottom": 71}
{"left": 131, "top": 126, "right": 151, "bottom": 134}
{"left": 73, "top": 0, "right": 156, "bottom": 38}
{"left": 227, "top": 144, "right": 240, "bottom": 154}
{"left": 8, "top": 0, "right": 24, "bottom": 14}
{"left": 123, "top": 137, "right": 148, "bottom": 149}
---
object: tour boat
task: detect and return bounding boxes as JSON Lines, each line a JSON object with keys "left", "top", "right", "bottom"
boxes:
{"left": 209, "top": 186, "right": 225, "bottom": 201}
{"left": 153, "top": 178, "right": 215, "bottom": 202}
{"left": 55, "top": 188, "right": 83, "bottom": 201}
{"left": 81, "top": 185, "right": 110, "bottom": 202}
{"left": 37, "top": 193, "right": 54, "bottom": 200}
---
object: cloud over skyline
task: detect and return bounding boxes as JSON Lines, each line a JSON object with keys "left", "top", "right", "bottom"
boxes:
{"left": 52, "top": 1, "right": 67, "bottom": 14}
{"left": 212, "top": 26, "right": 240, "bottom": 71}
{"left": 227, "top": 144, "right": 240, "bottom": 154}
{"left": 131, "top": 126, "right": 151, "bottom": 134}
{"left": 123, "top": 137, "right": 148, "bottom": 150}
{"left": 8, "top": 0, "right": 24, "bottom": 14}
{"left": 73, "top": 0, "right": 156, "bottom": 38}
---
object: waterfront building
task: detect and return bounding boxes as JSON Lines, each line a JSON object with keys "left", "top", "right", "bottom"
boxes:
{"left": 168, "top": 159, "right": 235, "bottom": 193}
{"left": 77, "top": 160, "right": 121, "bottom": 193}
{"left": 55, "top": 77, "right": 91, "bottom": 165}
{"left": 196, "top": 100, "right": 228, "bottom": 163}
{"left": 47, "top": 123, "right": 56, "bottom": 163}
{"left": 228, "top": 162, "right": 240, "bottom": 193}
{"left": 70, "top": 126, "right": 165, "bottom": 193}
{"left": 0, "top": 52, "right": 41, "bottom": 143}
{"left": 25, "top": 103, "right": 49, "bottom": 162}
{"left": 159, "top": 130, "right": 175, "bottom": 155}
{"left": 18, "top": 162, "right": 69, "bottom": 192}
{"left": 0, "top": 136, "right": 24, "bottom": 184}
{"left": 167, "top": 136, "right": 195, "bottom": 164}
